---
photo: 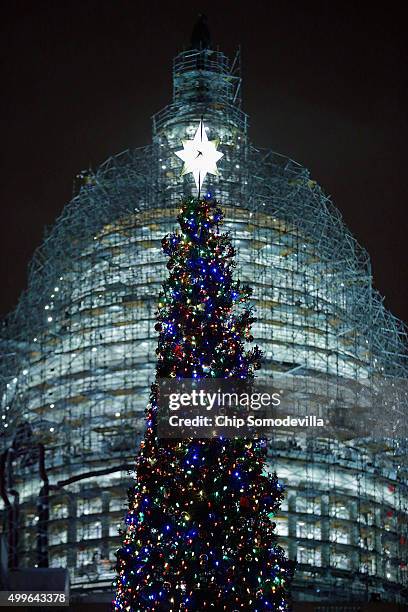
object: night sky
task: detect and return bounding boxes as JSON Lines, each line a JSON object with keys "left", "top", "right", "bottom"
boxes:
{"left": 1, "top": 2, "right": 407, "bottom": 321}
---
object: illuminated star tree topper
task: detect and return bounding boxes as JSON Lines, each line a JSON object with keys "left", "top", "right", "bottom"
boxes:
{"left": 175, "top": 120, "right": 223, "bottom": 193}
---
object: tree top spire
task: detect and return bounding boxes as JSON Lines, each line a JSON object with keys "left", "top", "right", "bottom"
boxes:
{"left": 190, "top": 14, "right": 211, "bottom": 50}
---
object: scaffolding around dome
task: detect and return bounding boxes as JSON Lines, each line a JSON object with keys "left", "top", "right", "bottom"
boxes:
{"left": 1, "top": 41, "right": 408, "bottom": 603}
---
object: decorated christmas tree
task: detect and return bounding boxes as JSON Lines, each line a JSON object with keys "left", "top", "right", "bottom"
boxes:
{"left": 113, "top": 194, "right": 294, "bottom": 611}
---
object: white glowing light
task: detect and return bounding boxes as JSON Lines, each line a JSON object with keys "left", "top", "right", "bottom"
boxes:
{"left": 175, "top": 120, "right": 223, "bottom": 192}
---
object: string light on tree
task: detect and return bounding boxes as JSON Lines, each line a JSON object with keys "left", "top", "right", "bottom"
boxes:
{"left": 113, "top": 191, "right": 294, "bottom": 610}
{"left": 175, "top": 120, "right": 223, "bottom": 193}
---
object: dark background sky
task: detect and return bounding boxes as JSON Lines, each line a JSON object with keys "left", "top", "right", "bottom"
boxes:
{"left": 1, "top": 1, "right": 407, "bottom": 321}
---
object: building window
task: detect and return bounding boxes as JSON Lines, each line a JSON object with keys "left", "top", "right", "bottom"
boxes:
{"left": 360, "top": 556, "right": 376, "bottom": 575}
{"left": 330, "top": 525, "right": 350, "bottom": 545}
{"left": 360, "top": 510, "right": 374, "bottom": 526}
{"left": 77, "top": 548, "right": 99, "bottom": 567}
{"left": 77, "top": 497, "right": 102, "bottom": 516}
{"left": 109, "top": 497, "right": 126, "bottom": 512}
{"left": 296, "top": 496, "right": 320, "bottom": 515}
{"left": 109, "top": 522, "right": 122, "bottom": 537}
{"left": 331, "top": 551, "right": 350, "bottom": 570}
{"left": 49, "top": 529, "right": 67, "bottom": 546}
{"left": 385, "top": 560, "right": 397, "bottom": 581}
{"left": 24, "top": 512, "right": 38, "bottom": 528}
{"left": 297, "top": 546, "right": 321, "bottom": 566}
{"left": 359, "top": 531, "right": 375, "bottom": 551}
{"left": 50, "top": 553, "right": 66, "bottom": 568}
{"left": 50, "top": 503, "right": 68, "bottom": 520}
{"left": 296, "top": 520, "right": 321, "bottom": 540}
{"left": 77, "top": 521, "right": 102, "bottom": 540}
{"left": 279, "top": 497, "right": 288, "bottom": 512}
{"left": 383, "top": 511, "right": 395, "bottom": 531}
{"left": 274, "top": 517, "right": 288, "bottom": 536}
{"left": 330, "top": 502, "right": 349, "bottom": 520}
